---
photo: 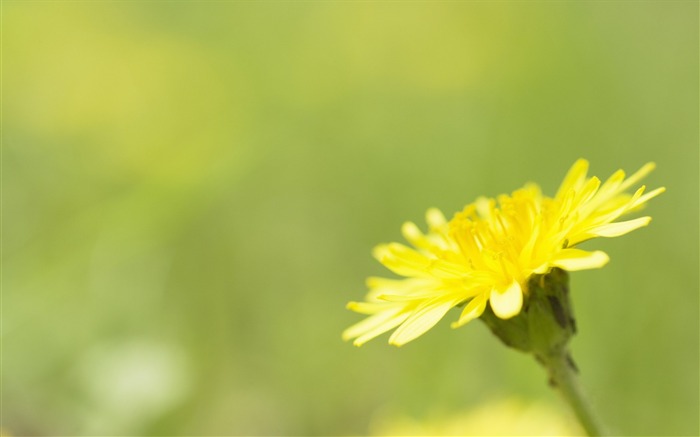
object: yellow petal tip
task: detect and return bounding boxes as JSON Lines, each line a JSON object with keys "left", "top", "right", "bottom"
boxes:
{"left": 489, "top": 282, "right": 523, "bottom": 319}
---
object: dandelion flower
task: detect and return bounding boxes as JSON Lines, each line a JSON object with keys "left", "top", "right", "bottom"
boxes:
{"left": 343, "top": 159, "right": 664, "bottom": 347}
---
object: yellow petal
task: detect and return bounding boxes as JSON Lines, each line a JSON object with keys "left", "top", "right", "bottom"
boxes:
{"left": 376, "top": 289, "right": 441, "bottom": 302}
{"left": 342, "top": 306, "right": 402, "bottom": 339}
{"left": 373, "top": 243, "right": 431, "bottom": 277}
{"left": 551, "top": 249, "right": 609, "bottom": 271}
{"left": 588, "top": 216, "right": 651, "bottom": 237}
{"left": 426, "top": 208, "right": 447, "bottom": 228}
{"left": 631, "top": 186, "right": 666, "bottom": 209}
{"left": 366, "top": 276, "right": 409, "bottom": 290}
{"left": 401, "top": 221, "right": 423, "bottom": 242}
{"left": 388, "top": 299, "right": 458, "bottom": 346}
{"left": 451, "top": 293, "right": 488, "bottom": 328}
{"left": 578, "top": 176, "right": 601, "bottom": 205}
{"left": 401, "top": 221, "right": 437, "bottom": 252}
{"left": 349, "top": 312, "right": 411, "bottom": 346}
{"left": 365, "top": 277, "right": 437, "bottom": 303}
{"left": 619, "top": 162, "right": 656, "bottom": 192}
{"left": 532, "top": 263, "right": 550, "bottom": 274}
{"left": 346, "top": 301, "right": 391, "bottom": 315}
{"left": 598, "top": 169, "right": 625, "bottom": 195}
{"left": 489, "top": 281, "right": 523, "bottom": 319}
{"left": 475, "top": 196, "right": 495, "bottom": 219}
{"left": 556, "top": 159, "right": 589, "bottom": 200}
{"left": 372, "top": 244, "right": 390, "bottom": 261}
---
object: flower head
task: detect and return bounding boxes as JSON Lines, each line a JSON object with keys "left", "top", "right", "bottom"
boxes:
{"left": 343, "top": 160, "right": 664, "bottom": 346}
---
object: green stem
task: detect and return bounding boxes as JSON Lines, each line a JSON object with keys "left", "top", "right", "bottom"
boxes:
{"left": 546, "top": 352, "right": 608, "bottom": 436}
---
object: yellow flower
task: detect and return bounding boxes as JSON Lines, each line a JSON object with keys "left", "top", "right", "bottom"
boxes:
{"left": 343, "top": 160, "right": 664, "bottom": 347}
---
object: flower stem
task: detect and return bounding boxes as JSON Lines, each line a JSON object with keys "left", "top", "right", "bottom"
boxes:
{"left": 546, "top": 352, "right": 608, "bottom": 436}
{"left": 479, "top": 270, "right": 609, "bottom": 435}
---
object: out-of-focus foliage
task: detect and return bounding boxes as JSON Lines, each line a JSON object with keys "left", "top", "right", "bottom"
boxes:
{"left": 370, "top": 397, "right": 583, "bottom": 436}
{"left": 4, "top": 2, "right": 698, "bottom": 436}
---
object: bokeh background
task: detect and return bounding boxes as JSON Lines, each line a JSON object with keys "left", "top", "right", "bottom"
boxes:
{"left": 4, "top": 2, "right": 698, "bottom": 436}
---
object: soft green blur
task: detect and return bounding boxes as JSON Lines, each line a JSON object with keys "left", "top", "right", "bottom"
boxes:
{"left": 4, "top": 2, "right": 698, "bottom": 436}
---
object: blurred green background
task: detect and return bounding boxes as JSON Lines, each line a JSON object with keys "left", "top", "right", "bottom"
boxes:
{"left": 4, "top": 2, "right": 698, "bottom": 436}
